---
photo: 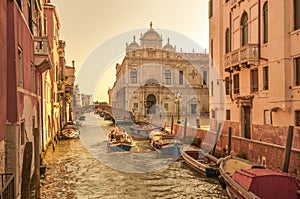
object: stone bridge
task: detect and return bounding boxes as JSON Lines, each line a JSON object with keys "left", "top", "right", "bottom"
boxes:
{"left": 73, "top": 105, "right": 95, "bottom": 120}
{"left": 74, "top": 104, "right": 133, "bottom": 122}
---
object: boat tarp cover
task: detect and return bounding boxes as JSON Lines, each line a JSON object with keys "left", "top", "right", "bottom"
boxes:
{"left": 232, "top": 168, "right": 300, "bottom": 199}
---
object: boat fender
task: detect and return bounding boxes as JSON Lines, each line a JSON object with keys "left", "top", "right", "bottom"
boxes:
{"left": 218, "top": 175, "right": 226, "bottom": 190}
{"left": 216, "top": 158, "right": 223, "bottom": 166}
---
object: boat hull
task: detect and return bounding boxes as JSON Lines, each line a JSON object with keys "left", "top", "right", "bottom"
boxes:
{"left": 180, "top": 146, "right": 219, "bottom": 177}
{"left": 218, "top": 156, "right": 300, "bottom": 199}
{"left": 107, "top": 142, "right": 133, "bottom": 152}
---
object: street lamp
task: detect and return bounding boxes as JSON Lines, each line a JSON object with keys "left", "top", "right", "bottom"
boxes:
{"left": 175, "top": 92, "right": 182, "bottom": 124}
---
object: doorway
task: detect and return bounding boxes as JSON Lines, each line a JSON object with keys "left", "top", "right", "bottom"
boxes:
{"left": 241, "top": 106, "right": 251, "bottom": 139}
{"left": 147, "top": 94, "right": 156, "bottom": 114}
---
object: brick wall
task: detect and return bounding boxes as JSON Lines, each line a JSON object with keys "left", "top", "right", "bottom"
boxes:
{"left": 174, "top": 123, "right": 300, "bottom": 180}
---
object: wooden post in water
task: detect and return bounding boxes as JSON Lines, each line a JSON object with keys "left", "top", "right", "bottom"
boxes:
{"left": 212, "top": 123, "right": 222, "bottom": 156}
{"left": 228, "top": 127, "right": 232, "bottom": 155}
{"left": 183, "top": 118, "right": 187, "bottom": 144}
{"left": 170, "top": 115, "right": 174, "bottom": 135}
{"left": 283, "top": 126, "right": 294, "bottom": 173}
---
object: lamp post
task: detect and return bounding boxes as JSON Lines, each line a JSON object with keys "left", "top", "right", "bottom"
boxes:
{"left": 175, "top": 92, "right": 182, "bottom": 124}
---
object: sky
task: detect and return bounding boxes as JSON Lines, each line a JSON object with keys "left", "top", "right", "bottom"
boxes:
{"left": 52, "top": 0, "right": 209, "bottom": 102}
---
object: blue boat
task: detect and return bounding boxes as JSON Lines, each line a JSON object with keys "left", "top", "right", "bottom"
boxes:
{"left": 107, "top": 127, "right": 135, "bottom": 152}
{"left": 150, "top": 132, "right": 181, "bottom": 157}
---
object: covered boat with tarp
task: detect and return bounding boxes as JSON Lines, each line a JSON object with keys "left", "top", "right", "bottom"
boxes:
{"left": 218, "top": 156, "right": 300, "bottom": 199}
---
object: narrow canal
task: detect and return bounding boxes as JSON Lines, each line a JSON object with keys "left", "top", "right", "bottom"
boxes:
{"left": 40, "top": 112, "right": 229, "bottom": 199}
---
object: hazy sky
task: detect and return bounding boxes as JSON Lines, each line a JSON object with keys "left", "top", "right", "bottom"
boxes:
{"left": 52, "top": 0, "right": 209, "bottom": 102}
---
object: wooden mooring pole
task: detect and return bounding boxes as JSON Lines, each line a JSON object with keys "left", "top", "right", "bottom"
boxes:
{"left": 212, "top": 123, "right": 222, "bottom": 156}
{"left": 183, "top": 118, "right": 187, "bottom": 144}
{"left": 228, "top": 127, "right": 232, "bottom": 156}
{"left": 283, "top": 126, "right": 294, "bottom": 173}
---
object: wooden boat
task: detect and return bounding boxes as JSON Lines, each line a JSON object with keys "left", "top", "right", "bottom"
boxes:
{"left": 107, "top": 127, "right": 135, "bottom": 152}
{"left": 218, "top": 156, "right": 300, "bottom": 199}
{"left": 61, "top": 124, "right": 80, "bottom": 139}
{"left": 180, "top": 145, "right": 219, "bottom": 177}
{"left": 129, "top": 124, "right": 162, "bottom": 139}
{"left": 150, "top": 132, "right": 181, "bottom": 156}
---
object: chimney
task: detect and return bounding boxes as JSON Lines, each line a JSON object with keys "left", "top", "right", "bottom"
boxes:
{"left": 72, "top": 60, "right": 75, "bottom": 68}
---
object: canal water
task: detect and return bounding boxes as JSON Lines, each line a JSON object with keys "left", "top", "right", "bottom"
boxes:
{"left": 40, "top": 112, "right": 229, "bottom": 199}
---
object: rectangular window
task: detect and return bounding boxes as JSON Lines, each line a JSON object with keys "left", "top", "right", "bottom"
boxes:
{"left": 20, "top": 121, "right": 25, "bottom": 145}
{"left": 250, "top": 69, "right": 258, "bottom": 93}
{"left": 133, "top": 103, "right": 138, "bottom": 110}
{"left": 233, "top": 74, "right": 239, "bottom": 94}
{"left": 211, "top": 110, "right": 216, "bottom": 119}
{"left": 225, "top": 77, "right": 230, "bottom": 95}
{"left": 211, "top": 81, "right": 214, "bottom": 97}
{"left": 191, "top": 104, "right": 197, "bottom": 114}
{"left": 294, "top": 0, "right": 300, "bottom": 30}
{"left": 44, "top": 15, "right": 47, "bottom": 35}
{"left": 179, "top": 71, "right": 183, "bottom": 85}
{"left": 31, "top": 64, "right": 36, "bottom": 93}
{"left": 264, "top": 110, "right": 272, "bottom": 124}
{"left": 263, "top": 66, "right": 269, "bottom": 90}
{"left": 18, "top": 48, "right": 23, "bottom": 88}
{"left": 295, "top": 57, "right": 300, "bottom": 86}
{"left": 295, "top": 110, "right": 300, "bottom": 126}
{"left": 209, "top": 0, "right": 213, "bottom": 18}
{"left": 164, "top": 103, "right": 169, "bottom": 111}
{"left": 226, "top": 110, "right": 231, "bottom": 120}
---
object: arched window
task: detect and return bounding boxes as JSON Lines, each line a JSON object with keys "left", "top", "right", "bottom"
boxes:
{"left": 225, "top": 28, "right": 231, "bottom": 53}
{"left": 130, "top": 69, "right": 137, "bottom": 84}
{"left": 165, "top": 70, "right": 171, "bottom": 85}
{"left": 241, "top": 12, "right": 248, "bottom": 46}
{"left": 263, "top": 2, "right": 268, "bottom": 43}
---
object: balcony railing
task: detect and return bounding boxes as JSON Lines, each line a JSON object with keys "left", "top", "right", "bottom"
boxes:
{"left": 0, "top": 173, "right": 14, "bottom": 199}
{"left": 34, "top": 36, "right": 52, "bottom": 73}
{"left": 224, "top": 43, "right": 260, "bottom": 70}
{"left": 230, "top": 0, "right": 243, "bottom": 9}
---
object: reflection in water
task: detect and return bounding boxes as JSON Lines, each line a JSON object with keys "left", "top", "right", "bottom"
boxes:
{"left": 40, "top": 113, "right": 228, "bottom": 199}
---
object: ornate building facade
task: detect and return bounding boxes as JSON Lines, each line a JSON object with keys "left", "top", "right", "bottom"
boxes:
{"left": 209, "top": 0, "right": 300, "bottom": 178}
{"left": 109, "top": 24, "right": 209, "bottom": 123}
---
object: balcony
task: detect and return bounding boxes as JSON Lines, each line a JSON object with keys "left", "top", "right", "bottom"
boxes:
{"left": 230, "top": 0, "right": 244, "bottom": 9}
{"left": 224, "top": 43, "right": 260, "bottom": 71}
{"left": 34, "top": 36, "right": 52, "bottom": 73}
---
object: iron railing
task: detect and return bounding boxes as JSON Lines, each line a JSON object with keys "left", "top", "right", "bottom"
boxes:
{"left": 0, "top": 173, "right": 14, "bottom": 199}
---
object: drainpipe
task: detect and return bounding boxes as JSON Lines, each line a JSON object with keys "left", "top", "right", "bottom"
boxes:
{"left": 41, "top": 74, "right": 45, "bottom": 151}
{"left": 258, "top": 0, "right": 261, "bottom": 59}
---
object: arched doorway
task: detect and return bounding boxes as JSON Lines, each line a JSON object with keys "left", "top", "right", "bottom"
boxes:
{"left": 147, "top": 94, "right": 156, "bottom": 114}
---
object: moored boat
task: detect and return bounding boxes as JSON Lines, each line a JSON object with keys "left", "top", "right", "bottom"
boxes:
{"left": 107, "top": 127, "right": 135, "bottom": 152}
{"left": 129, "top": 124, "right": 162, "bottom": 139}
{"left": 150, "top": 132, "right": 181, "bottom": 156}
{"left": 180, "top": 145, "right": 219, "bottom": 177}
{"left": 61, "top": 124, "right": 80, "bottom": 139}
{"left": 218, "top": 156, "right": 300, "bottom": 199}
